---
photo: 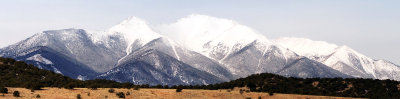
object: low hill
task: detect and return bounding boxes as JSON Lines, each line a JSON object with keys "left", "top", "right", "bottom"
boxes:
{"left": 0, "top": 57, "right": 133, "bottom": 89}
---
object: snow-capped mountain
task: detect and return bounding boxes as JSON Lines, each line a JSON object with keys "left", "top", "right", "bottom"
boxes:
{"left": 274, "top": 37, "right": 400, "bottom": 80}
{"left": 104, "top": 17, "right": 235, "bottom": 83}
{"left": 97, "top": 41, "right": 224, "bottom": 85}
{"left": 158, "top": 14, "right": 270, "bottom": 60}
{"left": 0, "top": 14, "right": 398, "bottom": 85}
{"left": 0, "top": 16, "right": 237, "bottom": 85}
{"left": 158, "top": 14, "right": 349, "bottom": 78}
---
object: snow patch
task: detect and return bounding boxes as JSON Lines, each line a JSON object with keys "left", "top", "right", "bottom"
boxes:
{"left": 77, "top": 75, "right": 87, "bottom": 80}
{"left": 26, "top": 54, "right": 53, "bottom": 64}
{"left": 273, "top": 37, "right": 338, "bottom": 57}
{"left": 51, "top": 65, "right": 62, "bottom": 74}
{"left": 157, "top": 14, "right": 270, "bottom": 58}
{"left": 109, "top": 16, "right": 161, "bottom": 49}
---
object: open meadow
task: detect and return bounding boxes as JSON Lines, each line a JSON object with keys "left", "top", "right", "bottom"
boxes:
{"left": 0, "top": 87, "right": 362, "bottom": 99}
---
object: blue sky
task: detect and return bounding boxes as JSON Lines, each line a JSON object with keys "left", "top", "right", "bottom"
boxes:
{"left": 0, "top": 0, "right": 399, "bottom": 64}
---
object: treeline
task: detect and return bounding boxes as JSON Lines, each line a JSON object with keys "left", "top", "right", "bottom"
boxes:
{"left": 199, "top": 73, "right": 400, "bottom": 99}
{"left": 1, "top": 57, "right": 400, "bottom": 99}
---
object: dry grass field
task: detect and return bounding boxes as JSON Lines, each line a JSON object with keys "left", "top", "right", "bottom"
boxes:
{"left": 0, "top": 87, "right": 362, "bottom": 99}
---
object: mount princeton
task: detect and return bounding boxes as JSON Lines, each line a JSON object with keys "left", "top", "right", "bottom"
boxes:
{"left": 1, "top": 14, "right": 399, "bottom": 85}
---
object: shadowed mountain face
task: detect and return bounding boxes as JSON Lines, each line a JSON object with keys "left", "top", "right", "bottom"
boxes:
{"left": 274, "top": 37, "right": 400, "bottom": 80}
{"left": 97, "top": 49, "right": 224, "bottom": 85}
{"left": 218, "top": 41, "right": 351, "bottom": 78}
{"left": 1, "top": 15, "right": 398, "bottom": 85}
{"left": 0, "top": 29, "right": 126, "bottom": 73}
{"left": 96, "top": 38, "right": 230, "bottom": 85}
{"left": 11, "top": 46, "right": 98, "bottom": 79}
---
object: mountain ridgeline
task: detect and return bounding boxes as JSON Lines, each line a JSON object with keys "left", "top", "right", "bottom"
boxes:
{"left": 1, "top": 57, "right": 399, "bottom": 99}
{"left": 1, "top": 14, "right": 400, "bottom": 85}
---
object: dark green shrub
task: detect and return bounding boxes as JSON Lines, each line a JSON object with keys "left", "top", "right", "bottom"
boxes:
{"left": 0, "top": 87, "right": 7, "bottom": 94}
{"left": 116, "top": 92, "right": 125, "bottom": 98}
{"left": 155, "top": 85, "right": 163, "bottom": 88}
{"left": 90, "top": 87, "right": 97, "bottom": 90}
{"left": 64, "top": 83, "right": 75, "bottom": 89}
{"left": 163, "top": 85, "right": 169, "bottom": 89}
{"left": 77, "top": 94, "right": 81, "bottom": 99}
{"left": 176, "top": 87, "right": 183, "bottom": 92}
{"left": 122, "top": 83, "right": 133, "bottom": 89}
{"left": 36, "top": 94, "right": 40, "bottom": 98}
{"left": 133, "top": 86, "right": 139, "bottom": 90}
{"left": 29, "top": 83, "right": 42, "bottom": 92}
{"left": 13, "top": 91, "right": 20, "bottom": 97}
{"left": 269, "top": 92, "right": 274, "bottom": 96}
{"left": 240, "top": 89, "right": 244, "bottom": 94}
{"left": 108, "top": 88, "right": 115, "bottom": 93}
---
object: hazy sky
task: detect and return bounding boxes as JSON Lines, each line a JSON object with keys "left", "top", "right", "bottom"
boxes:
{"left": 0, "top": 0, "right": 399, "bottom": 64}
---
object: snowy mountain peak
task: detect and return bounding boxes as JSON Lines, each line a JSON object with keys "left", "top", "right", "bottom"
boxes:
{"left": 1, "top": 28, "right": 89, "bottom": 54}
{"left": 335, "top": 46, "right": 356, "bottom": 53}
{"left": 273, "top": 37, "right": 338, "bottom": 57}
{"left": 109, "top": 16, "right": 161, "bottom": 45}
{"left": 158, "top": 14, "right": 269, "bottom": 55}
{"left": 332, "top": 46, "right": 372, "bottom": 62}
{"left": 274, "top": 37, "right": 400, "bottom": 80}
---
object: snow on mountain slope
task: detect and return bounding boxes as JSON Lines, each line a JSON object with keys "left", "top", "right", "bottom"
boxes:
{"left": 273, "top": 37, "right": 338, "bottom": 57}
{"left": 9, "top": 46, "right": 98, "bottom": 79}
{"left": 0, "top": 17, "right": 165, "bottom": 81}
{"left": 158, "top": 14, "right": 270, "bottom": 60}
{"left": 117, "top": 37, "right": 235, "bottom": 81}
{"left": 218, "top": 40, "right": 350, "bottom": 78}
{"left": 98, "top": 48, "right": 224, "bottom": 85}
{"left": 109, "top": 17, "right": 161, "bottom": 44}
{"left": 2, "top": 14, "right": 399, "bottom": 84}
{"left": 276, "top": 57, "right": 352, "bottom": 78}
{"left": 0, "top": 16, "right": 235, "bottom": 84}
{"left": 1, "top": 29, "right": 125, "bottom": 72}
{"left": 26, "top": 54, "right": 53, "bottom": 65}
{"left": 109, "top": 17, "right": 162, "bottom": 55}
{"left": 323, "top": 46, "right": 400, "bottom": 80}
{"left": 274, "top": 37, "right": 400, "bottom": 80}
{"left": 28, "top": 16, "right": 231, "bottom": 84}
{"left": 157, "top": 15, "right": 349, "bottom": 78}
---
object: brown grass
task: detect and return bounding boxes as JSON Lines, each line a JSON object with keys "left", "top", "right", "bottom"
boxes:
{"left": 0, "top": 87, "right": 363, "bottom": 99}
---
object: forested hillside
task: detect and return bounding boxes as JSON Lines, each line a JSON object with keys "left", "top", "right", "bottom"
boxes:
{"left": 0, "top": 57, "right": 135, "bottom": 90}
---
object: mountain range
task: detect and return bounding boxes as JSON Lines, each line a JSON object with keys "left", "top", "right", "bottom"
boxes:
{"left": 1, "top": 14, "right": 399, "bottom": 85}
